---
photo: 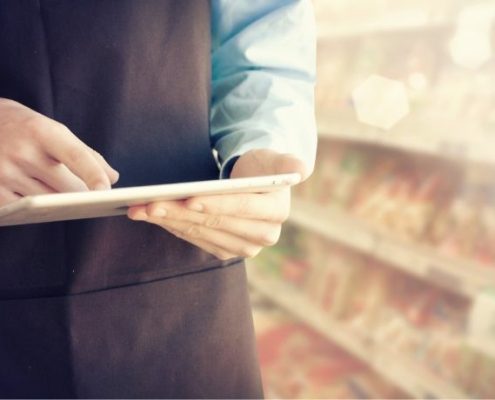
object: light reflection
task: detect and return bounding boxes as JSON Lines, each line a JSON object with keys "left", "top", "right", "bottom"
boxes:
{"left": 449, "top": 2, "right": 495, "bottom": 69}
{"left": 449, "top": 30, "right": 492, "bottom": 69}
{"left": 352, "top": 74, "right": 410, "bottom": 130}
{"left": 407, "top": 72, "right": 429, "bottom": 92}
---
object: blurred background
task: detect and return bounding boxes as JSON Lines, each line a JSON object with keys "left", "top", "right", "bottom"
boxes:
{"left": 247, "top": 0, "right": 495, "bottom": 398}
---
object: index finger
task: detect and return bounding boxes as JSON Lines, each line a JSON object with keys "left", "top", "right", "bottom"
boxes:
{"left": 185, "top": 188, "right": 291, "bottom": 222}
{"left": 40, "top": 123, "right": 111, "bottom": 190}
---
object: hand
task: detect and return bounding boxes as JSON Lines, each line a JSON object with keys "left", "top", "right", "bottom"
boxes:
{"left": 127, "top": 149, "right": 308, "bottom": 260}
{"left": 0, "top": 98, "right": 119, "bottom": 205}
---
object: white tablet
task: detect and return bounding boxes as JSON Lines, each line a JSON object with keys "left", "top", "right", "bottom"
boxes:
{"left": 0, "top": 173, "right": 301, "bottom": 226}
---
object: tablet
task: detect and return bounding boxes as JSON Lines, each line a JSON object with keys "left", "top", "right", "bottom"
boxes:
{"left": 0, "top": 173, "right": 301, "bottom": 227}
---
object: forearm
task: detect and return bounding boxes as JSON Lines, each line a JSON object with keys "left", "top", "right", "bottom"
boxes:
{"left": 210, "top": 0, "right": 317, "bottom": 178}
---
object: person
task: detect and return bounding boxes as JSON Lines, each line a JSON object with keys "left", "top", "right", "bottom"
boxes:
{"left": 0, "top": 0, "right": 316, "bottom": 397}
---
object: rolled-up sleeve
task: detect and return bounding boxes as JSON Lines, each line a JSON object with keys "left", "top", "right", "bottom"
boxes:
{"left": 211, "top": 0, "right": 317, "bottom": 178}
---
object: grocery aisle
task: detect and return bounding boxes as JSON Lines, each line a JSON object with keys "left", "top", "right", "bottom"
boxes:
{"left": 250, "top": 292, "right": 406, "bottom": 399}
{"left": 248, "top": 1, "right": 495, "bottom": 398}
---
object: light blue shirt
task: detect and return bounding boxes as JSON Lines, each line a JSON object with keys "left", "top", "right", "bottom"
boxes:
{"left": 211, "top": 0, "right": 317, "bottom": 177}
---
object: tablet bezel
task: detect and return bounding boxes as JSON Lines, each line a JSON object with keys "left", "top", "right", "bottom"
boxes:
{"left": 0, "top": 173, "right": 300, "bottom": 226}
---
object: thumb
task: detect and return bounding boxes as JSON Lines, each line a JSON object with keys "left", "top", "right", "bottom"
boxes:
{"left": 230, "top": 149, "right": 309, "bottom": 181}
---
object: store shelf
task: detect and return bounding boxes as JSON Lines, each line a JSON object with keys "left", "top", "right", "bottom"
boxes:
{"left": 290, "top": 198, "right": 495, "bottom": 298}
{"left": 317, "top": 15, "right": 451, "bottom": 40}
{"left": 247, "top": 267, "right": 469, "bottom": 399}
{"left": 317, "top": 115, "right": 495, "bottom": 165}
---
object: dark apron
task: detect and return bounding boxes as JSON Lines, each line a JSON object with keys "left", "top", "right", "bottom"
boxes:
{"left": 0, "top": 1, "right": 262, "bottom": 397}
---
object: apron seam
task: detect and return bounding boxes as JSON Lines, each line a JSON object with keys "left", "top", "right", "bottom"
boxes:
{"left": 0, "top": 257, "right": 244, "bottom": 301}
{"left": 36, "top": 0, "right": 56, "bottom": 115}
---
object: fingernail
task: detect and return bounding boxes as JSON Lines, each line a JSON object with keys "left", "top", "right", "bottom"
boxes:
{"left": 188, "top": 203, "right": 204, "bottom": 212}
{"left": 131, "top": 210, "right": 148, "bottom": 221}
{"left": 153, "top": 207, "right": 167, "bottom": 217}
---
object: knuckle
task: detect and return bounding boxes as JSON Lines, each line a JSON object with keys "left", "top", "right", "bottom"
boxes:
{"left": 55, "top": 122, "right": 74, "bottom": 138}
{"left": 0, "top": 193, "right": 12, "bottom": 206}
{"left": 11, "top": 146, "right": 34, "bottom": 166}
{"left": 24, "top": 116, "right": 49, "bottom": 141}
{"left": 0, "top": 159, "right": 8, "bottom": 173}
{"left": 170, "top": 229, "right": 183, "bottom": 239}
{"left": 93, "top": 149, "right": 102, "bottom": 158}
{"left": 91, "top": 148, "right": 106, "bottom": 162}
{"left": 147, "top": 203, "right": 170, "bottom": 218}
{"left": 146, "top": 203, "right": 160, "bottom": 216}
{"left": 237, "top": 196, "right": 251, "bottom": 215}
{"left": 204, "top": 215, "right": 223, "bottom": 228}
{"left": 67, "top": 146, "right": 85, "bottom": 165}
{"left": 23, "top": 114, "right": 44, "bottom": 130}
{"left": 185, "top": 224, "right": 201, "bottom": 238}
{"left": 0, "top": 119, "right": 17, "bottom": 137}
{"left": 0, "top": 98, "right": 16, "bottom": 107}
{"left": 0, "top": 162, "right": 13, "bottom": 183}
{"left": 55, "top": 122, "right": 72, "bottom": 140}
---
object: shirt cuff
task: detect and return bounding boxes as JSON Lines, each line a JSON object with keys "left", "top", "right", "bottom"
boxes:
{"left": 219, "top": 155, "right": 240, "bottom": 179}
{"left": 215, "top": 128, "right": 293, "bottom": 179}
